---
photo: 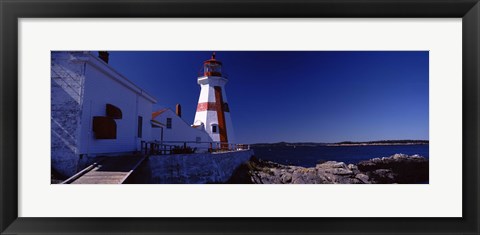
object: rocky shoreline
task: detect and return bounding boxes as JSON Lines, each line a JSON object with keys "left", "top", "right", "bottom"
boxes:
{"left": 228, "top": 154, "right": 429, "bottom": 184}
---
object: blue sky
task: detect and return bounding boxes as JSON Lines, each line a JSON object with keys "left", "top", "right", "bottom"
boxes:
{"left": 107, "top": 51, "right": 429, "bottom": 144}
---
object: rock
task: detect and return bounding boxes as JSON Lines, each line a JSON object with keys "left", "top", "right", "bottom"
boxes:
{"left": 348, "top": 164, "right": 360, "bottom": 174}
{"left": 272, "top": 177, "right": 283, "bottom": 184}
{"left": 227, "top": 154, "right": 428, "bottom": 184}
{"left": 333, "top": 162, "right": 347, "bottom": 168}
{"left": 369, "top": 169, "right": 397, "bottom": 183}
{"left": 281, "top": 173, "right": 292, "bottom": 183}
{"left": 355, "top": 173, "right": 370, "bottom": 183}
{"left": 304, "top": 170, "right": 322, "bottom": 183}
{"left": 332, "top": 168, "right": 354, "bottom": 175}
{"left": 292, "top": 178, "right": 306, "bottom": 184}
{"left": 410, "top": 154, "right": 423, "bottom": 159}
{"left": 392, "top": 153, "right": 406, "bottom": 160}
{"left": 292, "top": 170, "right": 304, "bottom": 182}
{"left": 270, "top": 168, "right": 282, "bottom": 176}
{"left": 358, "top": 154, "right": 428, "bottom": 183}
{"left": 316, "top": 161, "right": 347, "bottom": 169}
{"left": 336, "top": 177, "right": 362, "bottom": 184}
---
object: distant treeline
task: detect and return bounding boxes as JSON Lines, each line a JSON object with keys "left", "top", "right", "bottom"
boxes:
{"left": 335, "top": 140, "right": 429, "bottom": 145}
{"left": 251, "top": 140, "right": 429, "bottom": 147}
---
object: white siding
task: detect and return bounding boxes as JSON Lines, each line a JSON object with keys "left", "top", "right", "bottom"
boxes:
{"left": 51, "top": 52, "right": 157, "bottom": 178}
{"left": 137, "top": 95, "right": 154, "bottom": 147}
{"left": 194, "top": 110, "right": 220, "bottom": 142}
{"left": 78, "top": 58, "right": 154, "bottom": 155}
{"left": 198, "top": 84, "right": 216, "bottom": 102}
{"left": 151, "top": 126, "right": 162, "bottom": 141}
{"left": 152, "top": 109, "right": 213, "bottom": 152}
{"left": 193, "top": 76, "right": 236, "bottom": 144}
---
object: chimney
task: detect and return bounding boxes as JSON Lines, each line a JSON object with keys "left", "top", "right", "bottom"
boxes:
{"left": 176, "top": 104, "right": 182, "bottom": 117}
{"left": 98, "top": 51, "right": 109, "bottom": 64}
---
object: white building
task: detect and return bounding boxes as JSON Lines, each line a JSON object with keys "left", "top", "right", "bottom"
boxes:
{"left": 193, "top": 53, "right": 236, "bottom": 147}
{"left": 151, "top": 107, "right": 213, "bottom": 152}
{"left": 52, "top": 51, "right": 242, "bottom": 179}
{"left": 51, "top": 51, "right": 157, "bottom": 177}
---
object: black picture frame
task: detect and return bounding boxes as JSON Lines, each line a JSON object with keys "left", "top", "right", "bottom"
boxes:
{"left": 1, "top": 0, "right": 479, "bottom": 234}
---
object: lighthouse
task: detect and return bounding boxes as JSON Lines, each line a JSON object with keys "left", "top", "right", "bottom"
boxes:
{"left": 193, "top": 52, "right": 235, "bottom": 147}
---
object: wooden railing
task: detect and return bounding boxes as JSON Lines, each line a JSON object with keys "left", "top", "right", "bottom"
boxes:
{"left": 140, "top": 140, "right": 250, "bottom": 156}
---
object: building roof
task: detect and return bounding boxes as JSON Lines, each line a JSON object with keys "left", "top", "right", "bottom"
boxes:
{"left": 151, "top": 108, "right": 208, "bottom": 134}
{"left": 152, "top": 109, "right": 169, "bottom": 119}
{"left": 71, "top": 52, "right": 158, "bottom": 103}
{"left": 151, "top": 119, "right": 166, "bottom": 128}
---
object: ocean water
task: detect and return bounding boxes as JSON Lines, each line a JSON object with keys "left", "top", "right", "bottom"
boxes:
{"left": 251, "top": 144, "right": 429, "bottom": 167}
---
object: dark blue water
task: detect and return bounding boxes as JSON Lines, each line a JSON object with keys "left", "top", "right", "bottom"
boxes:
{"left": 251, "top": 145, "right": 429, "bottom": 167}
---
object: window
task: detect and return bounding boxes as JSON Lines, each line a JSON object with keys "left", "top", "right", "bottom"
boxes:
{"left": 93, "top": 116, "right": 117, "bottom": 139}
{"left": 106, "top": 104, "right": 122, "bottom": 119}
{"left": 166, "top": 118, "right": 172, "bottom": 129}
{"left": 212, "top": 124, "right": 217, "bottom": 133}
{"left": 92, "top": 103, "right": 122, "bottom": 139}
{"left": 137, "top": 116, "right": 143, "bottom": 138}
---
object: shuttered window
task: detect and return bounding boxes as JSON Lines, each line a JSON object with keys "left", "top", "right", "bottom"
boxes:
{"left": 106, "top": 104, "right": 122, "bottom": 119}
{"left": 93, "top": 116, "right": 117, "bottom": 139}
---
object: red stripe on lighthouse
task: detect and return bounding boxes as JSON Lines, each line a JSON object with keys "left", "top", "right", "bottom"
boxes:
{"left": 214, "top": 86, "right": 228, "bottom": 149}
{"left": 196, "top": 102, "right": 230, "bottom": 112}
{"left": 196, "top": 102, "right": 217, "bottom": 112}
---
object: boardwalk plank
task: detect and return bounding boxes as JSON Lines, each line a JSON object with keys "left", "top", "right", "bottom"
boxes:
{"left": 68, "top": 155, "right": 145, "bottom": 184}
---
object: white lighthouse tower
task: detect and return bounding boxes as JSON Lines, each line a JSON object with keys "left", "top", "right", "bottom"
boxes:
{"left": 193, "top": 52, "right": 235, "bottom": 148}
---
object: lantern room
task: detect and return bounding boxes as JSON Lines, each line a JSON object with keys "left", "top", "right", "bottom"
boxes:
{"left": 202, "top": 52, "right": 223, "bottom": 77}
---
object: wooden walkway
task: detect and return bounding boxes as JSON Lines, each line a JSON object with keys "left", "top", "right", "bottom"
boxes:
{"left": 62, "top": 155, "right": 146, "bottom": 184}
